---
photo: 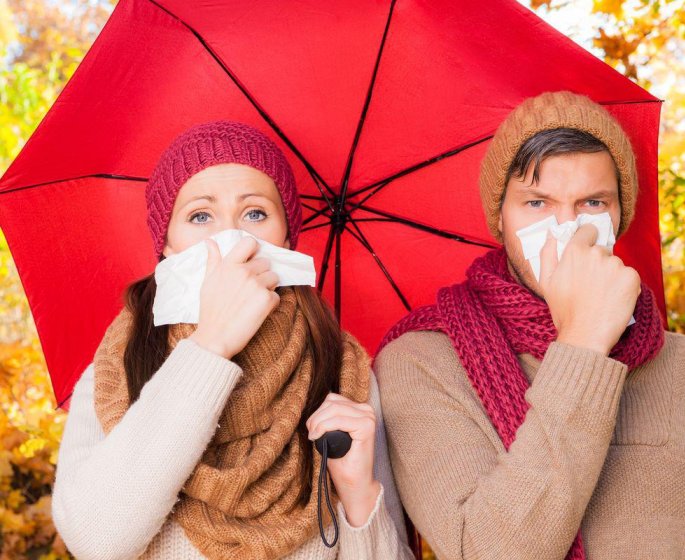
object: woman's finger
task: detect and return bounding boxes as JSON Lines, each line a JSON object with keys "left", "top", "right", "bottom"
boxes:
{"left": 307, "top": 396, "right": 373, "bottom": 428}
{"left": 257, "top": 270, "right": 280, "bottom": 290}
{"left": 308, "top": 415, "right": 376, "bottom": 442}
{"left": 204, "top": 238, "right": 222, "bottom": 277}
{"left": 243, "top": 257, "right": 271, "bottom": 275}
{"left": 307, "top": 403, "right": 375, "bottom": 437}
{"left": 225, "top": 236, "right": 260, "bottom": 264}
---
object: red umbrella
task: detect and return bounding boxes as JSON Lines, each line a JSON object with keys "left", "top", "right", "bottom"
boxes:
{"left": 0, "top": 0, "right": 664, "bottom": 409}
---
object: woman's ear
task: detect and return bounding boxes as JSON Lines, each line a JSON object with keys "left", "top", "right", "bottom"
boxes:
{"left": 162, "top": 243, "right": 175, "bottom": 258}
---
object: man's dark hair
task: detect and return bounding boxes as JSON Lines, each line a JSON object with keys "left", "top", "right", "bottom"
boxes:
{"left": 505, "top": 127, "right": 618, "bottom": 187}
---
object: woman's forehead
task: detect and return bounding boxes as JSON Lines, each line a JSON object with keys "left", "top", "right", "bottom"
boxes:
{"left": 178, "top": 164, "right": 278, "bottom": 198}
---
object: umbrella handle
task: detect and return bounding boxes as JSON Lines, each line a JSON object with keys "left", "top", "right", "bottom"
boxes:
{"left": 315, "top": 431, "right": 352, "bottom": 547}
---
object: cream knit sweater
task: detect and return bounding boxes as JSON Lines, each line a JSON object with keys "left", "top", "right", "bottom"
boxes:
{"left": 376, "top": 332, "right": 685, "bottom": 560}
{"left": 52, "top": 339, "right": 413, "bottom": 560}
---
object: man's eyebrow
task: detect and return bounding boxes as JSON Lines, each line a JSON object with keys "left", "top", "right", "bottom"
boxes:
{"left": 514, "top": 187, "right": 552, "bottom": 198}
{"left": 581, "top": 190, "right": 619, "bottom": 199}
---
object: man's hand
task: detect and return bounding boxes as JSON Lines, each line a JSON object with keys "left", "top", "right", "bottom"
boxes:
{"left": 539, "top": 224, "right": 640, "bottom": 355}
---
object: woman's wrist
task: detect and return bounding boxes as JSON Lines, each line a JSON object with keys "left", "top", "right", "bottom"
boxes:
{"left": 189, "top": 331, "right": 233, "bottom": 360}
{"left": 336, "top": 479, "right": 381, "bottom": 528}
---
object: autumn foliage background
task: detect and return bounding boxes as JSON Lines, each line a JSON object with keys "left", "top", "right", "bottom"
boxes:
{"left": 0, "top": 1, "right": 683, "bottom": 558}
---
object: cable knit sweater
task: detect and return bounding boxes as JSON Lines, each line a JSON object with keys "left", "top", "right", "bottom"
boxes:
{"left": 375, "top": 332, "right": 685, "bottom": 560}
{"left": 52, "top": 339, "right": 413, "bottom": 560}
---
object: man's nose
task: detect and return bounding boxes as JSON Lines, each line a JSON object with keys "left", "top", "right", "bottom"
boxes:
{"left": 554, "top": 206, "right": 577, "bottom": 224}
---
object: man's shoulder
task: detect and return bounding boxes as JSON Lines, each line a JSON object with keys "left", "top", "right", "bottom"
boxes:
{"left": 374, "top": 330, "right": 472, "bottom": 392}
{"left": 637, "top": 330, "right": 685, "bottom": 391}
{"left": 375, "top": 330, "right": 454, "bottom": 366}
{"left": 662, "top": 330, "right": 685, "bottom": 368}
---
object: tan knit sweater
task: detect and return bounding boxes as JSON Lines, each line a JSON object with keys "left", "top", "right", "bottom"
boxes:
{"left": 52, "top": 339, "right": 413, "bottom": 560}
{"left": 375, "top": 331, "right": 685, "bottom": 560}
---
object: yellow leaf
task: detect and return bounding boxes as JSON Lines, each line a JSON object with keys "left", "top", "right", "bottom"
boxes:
{"left": 593, "top": 0, "right": 624, "bottom": 17}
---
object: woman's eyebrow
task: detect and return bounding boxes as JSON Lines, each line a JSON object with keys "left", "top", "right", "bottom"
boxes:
{"left": 178, "top": 194, "right": 217, "bottom": 212}
{"left": 238, "top": 192, "right": 269, "bottom": 201}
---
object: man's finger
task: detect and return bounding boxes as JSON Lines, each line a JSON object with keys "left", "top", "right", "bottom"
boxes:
{"left": 538, "top": 231, "right": 558, "bottom": 293}
{"left": 569, "top": 223, "right": 600, "bottom": 248}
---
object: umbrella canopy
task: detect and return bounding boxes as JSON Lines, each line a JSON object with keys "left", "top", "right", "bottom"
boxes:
{"left": 0, "top": 0, "right": 664, "bottom": 407}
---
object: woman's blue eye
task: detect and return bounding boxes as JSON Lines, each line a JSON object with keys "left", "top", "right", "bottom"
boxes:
{"left": 190, "top": 212, "right": 211, "bottom": 224}
{"left": 245, "top": 209, "right": 267, "bottom": 221}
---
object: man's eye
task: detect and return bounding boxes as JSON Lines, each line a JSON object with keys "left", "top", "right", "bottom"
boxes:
{"left": 190, "top": 212, "right": 211, "bottom": 224}
{"left": 527, "top": 200, "right": 544, "bottom": 208}
{"left": 245, "top": 209, "right": 266, "bottom": 221}
{"left": 586, "top": 200, "right": 603, "bottom": 208}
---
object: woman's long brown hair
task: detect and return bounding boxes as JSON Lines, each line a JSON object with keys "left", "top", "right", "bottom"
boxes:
{"left": 123, "top": 272, "right": 342, "bottom": 506}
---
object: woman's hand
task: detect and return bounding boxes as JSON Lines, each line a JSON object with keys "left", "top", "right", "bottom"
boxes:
{"left": 189, "top": 237, "right": 280, "bottom": 360}
{"left": 306, "top": 393, "right": 381, "bottom": 527}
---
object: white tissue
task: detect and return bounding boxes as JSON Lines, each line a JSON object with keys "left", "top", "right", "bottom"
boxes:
{"left": 516, "top": 213, "right": 616, "bottom": 283}
{"left": 153, "top": 229, "right": 316, "bottom": 326}
{"left": 515, "top": 213, "right": 634, "bottom": 326}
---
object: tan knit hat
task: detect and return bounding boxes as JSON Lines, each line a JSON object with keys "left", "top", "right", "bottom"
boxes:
{"left": 479, "top": 91, "right": 638, "bottom": 241}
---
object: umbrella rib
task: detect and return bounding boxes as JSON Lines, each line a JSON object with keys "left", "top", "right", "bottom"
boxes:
{"left": 337, "top": 0, "right": 397, "bottom": 209}
{"left": 301, "top": 201, "right": 322, "bottom": 213}
{"left": 334, "top": 225, "right": 342, "bottom": 319}
{"left": 0, "top": 173, "right": 147, "bottom": 195}
{"left": 145, "top": 0, "right": 336, "bottom": 207}
{"left": 301, "top": 221, "right": 333, "bottom": 233}
{"left": 317, "top": 224, "right": 336, "bottom": 292}
{"left": 356, "top": 204, "right": 498, "bottom": 249}
{"left": 302, "top": 206, "right": 331, "bottom": 226}
{"left": 344, "top": 221, "right": 411, "bottom": 312}
{"left": 346, "top": 133, "right": 494, "bottom": 204}
{"left": 56, "top": 392, "right": 73, "bottom": 410}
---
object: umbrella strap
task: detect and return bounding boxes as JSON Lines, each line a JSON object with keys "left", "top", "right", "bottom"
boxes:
{"left": 317, "top": 439, "right": 339, "bottom": 548}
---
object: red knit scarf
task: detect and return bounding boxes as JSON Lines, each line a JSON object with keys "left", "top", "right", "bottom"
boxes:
{"left": 379, "top": 248, "right": 664, "bottom": 560}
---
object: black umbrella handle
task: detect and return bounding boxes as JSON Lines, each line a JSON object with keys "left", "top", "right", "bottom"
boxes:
{"left": 315, "top": 431, "right": 353, "bottom": 547}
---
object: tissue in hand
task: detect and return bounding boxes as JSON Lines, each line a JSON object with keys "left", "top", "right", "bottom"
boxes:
{"left": 515, "top": 213, "right": 616, "bottom": 283}
{"left": 152, "top": 229, "right": 316, "bottom": 326}
{"left": 516, "top": 213, "right": 635, "bottom": 326}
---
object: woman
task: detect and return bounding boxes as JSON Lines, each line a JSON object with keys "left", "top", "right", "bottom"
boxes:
{"left": 52, "top": 121, "right": 414, "bottom": 560}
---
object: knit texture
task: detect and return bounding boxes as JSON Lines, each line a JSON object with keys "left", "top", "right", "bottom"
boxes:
{"left": 376, "top": 330, "right": 685, "bottom": 559}
{"left": 93, "top": 288, "right": 370, "bottom": 560}
{"left": 52, "top": 339, "right": 413, "bottom": 560}
{"left": 379, "top": 247, "right": 665, "bottom": 560}
{"left": 480, "top": 91, "right": 638, "bottom": 240}
{"left": 146, "top": 121, "right": 302, "bottom": 256}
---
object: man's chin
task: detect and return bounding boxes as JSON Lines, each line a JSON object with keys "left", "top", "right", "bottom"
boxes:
{"left": 506, "top": 256, "right": 546, "bottom": 301}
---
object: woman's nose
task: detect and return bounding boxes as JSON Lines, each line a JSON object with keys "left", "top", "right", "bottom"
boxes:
{"left": 216, "top": 216, "right": 238, "bottom": 232}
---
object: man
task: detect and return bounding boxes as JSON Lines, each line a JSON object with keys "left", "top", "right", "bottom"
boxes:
{"left": 375, "top": 91, "right": 685, "bottom": 559}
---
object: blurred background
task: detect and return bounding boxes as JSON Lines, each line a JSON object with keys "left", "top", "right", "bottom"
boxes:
{"left": 0, "top": 1, "right": 682, "bottom": 558}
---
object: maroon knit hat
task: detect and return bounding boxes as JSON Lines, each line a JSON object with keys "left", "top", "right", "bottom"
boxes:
{"left": 146, "top": 121, "right": 302, "bottom": 257}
